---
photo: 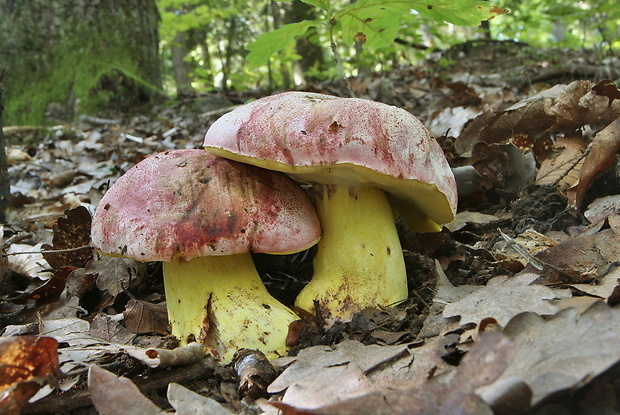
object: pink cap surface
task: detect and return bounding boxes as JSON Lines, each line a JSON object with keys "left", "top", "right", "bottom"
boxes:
{"left": 91, "top": 149, "right": 321, "bottom": 261}
{"left": 203, "top": 92, "right": 457, "bottom": 227}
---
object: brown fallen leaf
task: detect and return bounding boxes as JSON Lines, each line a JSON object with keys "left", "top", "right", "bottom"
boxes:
{"left": 167, "top": 383, "right": 235, "bottom": 415}
{"left": 271, "top": 332, "right": 513, "bottom": 415}
{"left": 89, "top": 312, "right": 137, "bottom": 344}
{"left": 442, "top": 272, "right": 560, "bottom": 327}
{"left": 455, "top": 80, "right": 620, "bottom": 158}
{"left": 481, "top": 301, "right": 620, "bottom": 408}
{"left": 567, "top": 117, "right": 620, "bottom": 208}
{"left": 534, "top": 228, "right": 620, "bottom": 282}
{"left": 592, "top": 79, "right": 620, "bottom": 106}
{"left": 123, "top": 298, "right": 170, "bottom": 335}
{"left": 0, "top": 336, "right": 60, "bottom": 415}
{"left": 89, "top": 253, "right": 140, "bottom": 297}
{"left": 535, "top": 135, "right": 585, "bottom": 187}
{"left": 42, "top": 205, "right": 93, "bottom": 269}
{"left": 87, "top": 365, "right": 166, "bottom": 415}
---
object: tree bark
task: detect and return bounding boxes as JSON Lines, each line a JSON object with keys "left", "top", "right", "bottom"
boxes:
{"left": 0, "top": 0, "right": 162, "bottom": 125}
{"left": 0, "top": 84, "right": 10, "bottom": 223}
{"left": 284, "top": 0, "right": 327, "bottom": 85}
{"left": 171, "top": 31, "right": 195, "bottom": 96}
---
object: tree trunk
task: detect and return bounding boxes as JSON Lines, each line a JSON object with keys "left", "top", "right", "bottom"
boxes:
{"left": 220, "top": 17, "right": 238, "bottom": 90}
{"left": 0, "top": 0, "right": 162, "bottom": 125}
{"left": 0, "top": 84, "right": 10, "bottom": 223}
{"left": 284, "top": 0, "right": 326, "bottom": 84}
{"left": 171, "top": 31, "right": 195, "bottom": 96}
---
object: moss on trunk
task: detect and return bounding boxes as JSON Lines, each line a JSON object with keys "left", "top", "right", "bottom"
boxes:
{"left": 0, "top": 0, "right": 162, "bottom": 125}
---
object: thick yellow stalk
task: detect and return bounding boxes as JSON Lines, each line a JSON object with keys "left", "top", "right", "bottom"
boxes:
{"left": 163, "top": 253, "right": 298, "bottom": 363}
{"left": 295, "top": 184, "right": 408, "bottom": 322}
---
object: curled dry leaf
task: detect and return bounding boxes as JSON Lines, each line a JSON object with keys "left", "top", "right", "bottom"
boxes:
{"left": 567, "top": 118, "right": 620, "bottom": 208}
{"left": 127, "top": 342, "right": 205, "bottom": 368}
{"left": 0, "top": 336, "right": 60, "bottom": 415}
{"left": 5, "top": 243, "right": 53, "bottom": 280}
{"left": 233, "top": 348, "right": 277, "bottom": 399}
{"left": 456, "top": 80, "right": 620, "bottom": 158}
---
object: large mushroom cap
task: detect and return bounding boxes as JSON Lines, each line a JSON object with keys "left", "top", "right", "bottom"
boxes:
{"left": 203, "top": 91, "right": 457, "bottom": 231}
{"left": 91, "top": 149, "right": 321, "bottom": 261}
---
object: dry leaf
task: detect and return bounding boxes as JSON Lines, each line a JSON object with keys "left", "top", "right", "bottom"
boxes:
{"left": 87, "top": 365, "right": 166, "bottom": 415}
{"left": 89, "top": 254, "right": 140, "bottom": 297}
{"left": 480, "top": 301, "right": 620, "bottom": 407}
{"left": 123, "top": 299, "right": 170, "bottom": 335}
{"left": 271, "top": 332, "right": 512, "bottom": 415}
{"left": 535, "top": 135, "right": 585, "bottom": 186}
{"left": 0, "top": 336, "right": 60, "bottom": 415}
{"left": 233, "top": 348, "right": 277, "bottom": 399}
{"left": 442, "top": 273, "right": 560, "bottom": 326}
{"left": 89, "top": 312, "right": 136, "bottom": 344}
{"left": 456, "top": 80, "right": 620, "bottom": 157}
{"left": 5, "top": 243, "right": 53, "bottom": 280}
{"left": 167, "top": 383, "right": 235, "bottom": 415}
{"left": 567, "top": 118, "right": 620, "bottom": 208}
{"left": 42, "top": 205, "right": 93, "bottom": 269}
{"left": 127, "top": 342, "right": 204, "bottom": 368}
{"left": 534, "top": 228, "right": 620, "bottom": 281}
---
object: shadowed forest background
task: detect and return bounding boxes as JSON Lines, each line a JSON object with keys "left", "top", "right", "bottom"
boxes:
{"left": 0, "top": 0, "right": 618, "bottom": 125}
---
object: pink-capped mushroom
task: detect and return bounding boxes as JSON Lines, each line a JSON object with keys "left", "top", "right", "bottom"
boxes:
{"left": 203, "top": 91, "right": 457, "bottom": 323}
{"left": 91, "top": 149, "right": 321, "bottom": 362}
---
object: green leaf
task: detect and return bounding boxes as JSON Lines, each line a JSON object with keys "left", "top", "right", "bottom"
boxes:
{"left": 245, "top": 20, "right": 321, "bottom": 69}
{"left": 337, "top": 7, "right": 402, "bottom": 49}
{"left": 333, "top": 0, "right": 506, "bottom": 46}
{"left": 410, "top": 0, "right": 507, "bottom": 25}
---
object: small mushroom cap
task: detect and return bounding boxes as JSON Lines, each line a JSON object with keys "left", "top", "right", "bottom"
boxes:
{"left": 91, "top": 149, "right": 321, "bottom": 261}
{"left": 203, "top": 91, "right": 457, "bottom": 231}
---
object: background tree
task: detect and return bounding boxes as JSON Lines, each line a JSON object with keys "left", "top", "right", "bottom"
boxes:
{"left": 0, "top": 0, "right": 162, "bottom": 125}
{"left": 0, "top": 82, "right": 9, "bottom": 223}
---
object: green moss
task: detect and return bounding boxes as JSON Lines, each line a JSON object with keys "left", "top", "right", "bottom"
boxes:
{"left": 4, "top": 10, "right": 160, "bottom": 126}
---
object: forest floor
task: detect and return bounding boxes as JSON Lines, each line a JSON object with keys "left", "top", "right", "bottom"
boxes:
{"left": 3, "top": 40, "right": 620, "bottom": 415}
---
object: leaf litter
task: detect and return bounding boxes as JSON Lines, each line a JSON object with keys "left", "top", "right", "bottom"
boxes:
{"left": 2, "top": 43, "right": 620, "bottom": 414}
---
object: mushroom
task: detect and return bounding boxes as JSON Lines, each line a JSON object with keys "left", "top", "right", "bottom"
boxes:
{"left": 203, "top": 92, "right": 457, "bottom": 322}
{"left": 91, "top": 149, "right": 321, "bottom": 362}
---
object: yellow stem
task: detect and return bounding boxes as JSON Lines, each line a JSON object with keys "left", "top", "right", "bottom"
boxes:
{"left": 163, "top": 253, "right": 298, "bottom": 362}
{"left": 295, "top": 184, "right": 408, "bottom": 322}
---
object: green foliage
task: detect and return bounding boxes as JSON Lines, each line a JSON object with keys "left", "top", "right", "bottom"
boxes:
{"left": 490, "top": 0, "right": 620, "bottom": 51}
{"left": 246, "top": 0, "right": 507, "bottom": 69}
{"left": 246, "top": 20, "right": 322, "bottom": 69}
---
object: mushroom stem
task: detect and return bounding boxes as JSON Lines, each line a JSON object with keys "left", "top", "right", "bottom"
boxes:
{"left": 163, "top": 253, "right": 298, "bottom": 362}
{"left": 295, "top": 184, "right": 408, "bottom": 322}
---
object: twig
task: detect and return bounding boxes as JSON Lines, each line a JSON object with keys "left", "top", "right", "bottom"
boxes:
{"left": 551, "top": 143, "right": 592, "bottom": 187}
{"left": 498, "top": 228, "right": 579, "bottom": 281}
{"left": 329, "top": 21, "right": 355, "bottom": 98}
{"left": 2, "top": 245, "right": 92, "bottom": 257}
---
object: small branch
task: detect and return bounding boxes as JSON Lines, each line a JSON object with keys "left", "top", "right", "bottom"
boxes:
{"left": 329, "top": 21, "right": 355, "bottom": 98}
{"left": 2, "top": 245, "right": 92, "bottom": 257}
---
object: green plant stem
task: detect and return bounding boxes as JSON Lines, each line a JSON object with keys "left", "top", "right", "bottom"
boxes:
{"left": 329, "top": 23, "right": 355, "bottom": 98}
